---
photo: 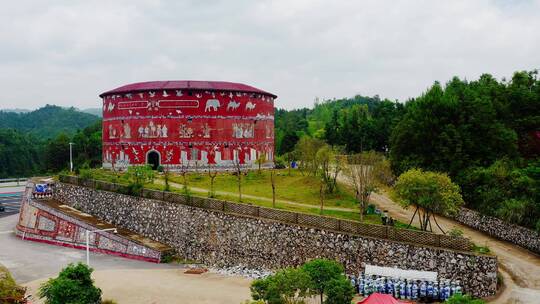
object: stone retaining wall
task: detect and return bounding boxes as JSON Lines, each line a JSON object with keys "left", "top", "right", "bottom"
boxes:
{"left": 54, "top": 182, "right": 498, "bottom": 298}
{"left": 455, "top": 208, "right": 540, "bottom": 254}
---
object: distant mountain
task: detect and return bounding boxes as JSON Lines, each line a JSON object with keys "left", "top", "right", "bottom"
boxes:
{"left": 0, "top": 105, "right": 100, "bottom": 139}
{"left": 1, "top": 108, "right": 31, "bottom": 113}
{"left": 80, "top": 108, "right": 102, "bottom": 117}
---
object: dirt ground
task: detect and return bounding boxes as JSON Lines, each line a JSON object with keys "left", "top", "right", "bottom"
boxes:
{"left": 24, "top": 269, "right": 253, "bottom": 304}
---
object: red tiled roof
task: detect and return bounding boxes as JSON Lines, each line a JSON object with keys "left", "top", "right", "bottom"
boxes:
{"left": 100, "top": 80, "right": 276, "bottom": 98}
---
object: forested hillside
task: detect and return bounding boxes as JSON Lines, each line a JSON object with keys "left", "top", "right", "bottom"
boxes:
{"left": 0, "top": 106, "right": 101, "bottom": 178}
{"left": 0, "top": 105, "right": 99, "bottom": 138}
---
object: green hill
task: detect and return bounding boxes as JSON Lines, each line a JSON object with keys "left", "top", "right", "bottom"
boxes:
{"left": 0, "top": 105, "right": 100, "bottom": 138}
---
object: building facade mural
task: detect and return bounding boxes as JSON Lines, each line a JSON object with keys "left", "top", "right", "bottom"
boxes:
{"left": 100, "top": 81, "right": 276, "bottom": 170}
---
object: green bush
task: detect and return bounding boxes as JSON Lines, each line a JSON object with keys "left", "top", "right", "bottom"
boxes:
{"left": 301, "top": 259, "right": 344, "bottom": 303}
{"left": 38, "top": 263, "right": 102, "bottom": 304}
{"left": 251, "top": 268, "right": 311, "bottom": 304}
{"left": 0, "top": 265, "right": 26, "bottom": 302}
{"left": 324, "top": 276, "right": 354, "bottom": 304}
{"left": 446, "top": 294, "right": 485, "bottom": 304}
{"left": 250, "top": 259, "right": 351, "bottom": 304}
{"left": 472, "top": 244, "right": 491, "bottom": 254}
{"left": 274, "top": 157, "right": 286, "bottom": 169}
{"left": 449, "top": 228, "right": 464, "bottom": 237}
{"left": 79, "top": 168, "right": 94, "bottom": 181}
{"left": 101, "top": 300, "right": 118, "bottom": 304}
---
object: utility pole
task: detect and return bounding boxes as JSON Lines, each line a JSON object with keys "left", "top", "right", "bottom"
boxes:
{"left": 69, "top": 142, "right": 74, "bottom": 172}
{"left": 86, "top": 228, "right": 117, "bottom": 265}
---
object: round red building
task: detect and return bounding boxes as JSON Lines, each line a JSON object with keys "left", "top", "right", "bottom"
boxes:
{"left": 100, "top": 80, "right": 276, "bottom": 170}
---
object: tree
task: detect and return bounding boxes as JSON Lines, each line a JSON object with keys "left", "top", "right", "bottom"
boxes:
{"left": 270, "top": 169, "right": 277, "bottom": 208}
{"left": 323, "top": 277, "right": 354, "bottom": 304}
{"left": 319, "top": 178, "right": 325, "bottom": 215}
{"left": 344, "top": 152, "right": 381, "bottom": 221}
{"left": 283, "top": 151, "right": 296, "bottom": 176}
{"left": 316, "top": 145, "right": 342, "bottom": 194}
{"left": 179, "top": 163, "right": 190, "bottom": 195}
{"left": 393, "top": 169, "right": 464, "bottom": 232}
{"left": 300, "top": 259, "right": 344, "bottom": 304}
{"left": 458, "top": 159, "right": 540, "bottom": 229}
{"left": 256, "top": 153, "right": 267, "bottom": 174}
{"left": 324, "top": 109, "right": 341, "bottom": 147}
{"left": 389, "top": 77, "right": 518, "bottom": 177}
{"left": 72, "top": 120, "right": 102, "bottom": 169}
{"left": 38, "top": 263, "right": 101, "bottom": 304}
{"left": 126, "top": 165, "right": 154, "bottom": 186}
{"left": 251, "top": 268, "right": 311, "bottom": 304}
{"left": 295, "top": 137, "right": 324, "bottom": 176}
{"left": 163, "top": 165, "right": 171, "bottom": 192}
{"left": 0, "top": 129, "right": 42, "bottom": 178}
{"left": 45, "top": 132, "right": 71, "bottom": 173}
{"left": 208, "top": 165, "right": 218, "bottom": 198}
{"left": 233, "top": 156, "right": 243, "bottom": 202}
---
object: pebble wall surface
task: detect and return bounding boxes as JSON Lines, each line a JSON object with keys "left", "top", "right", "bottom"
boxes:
{"left": 455, "top": 207, "right": 540, "bottom": 254}
{"left": 53, "top": 182, "right": 498, "bottom": 298}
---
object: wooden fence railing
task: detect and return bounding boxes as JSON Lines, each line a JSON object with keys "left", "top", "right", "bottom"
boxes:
{"left": 59, "top": 175, "right": 473, "bottom": 252}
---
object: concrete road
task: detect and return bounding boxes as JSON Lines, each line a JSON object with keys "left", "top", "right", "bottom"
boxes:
{"left": 0, "top": 214, "right": 176, "bottom": 283}
{"left": 0, "top": 213, "right": 252, "bottom": 304}
{"left": 0, "top": 194, "right": 23, "bottom": 218}
{"left": 0, "top": 183, "right": 25, "bottom": 218}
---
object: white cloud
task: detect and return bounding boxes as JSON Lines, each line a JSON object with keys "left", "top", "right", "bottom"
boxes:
{"left": 0, "top": 0, "right": 539, "bottom": 110}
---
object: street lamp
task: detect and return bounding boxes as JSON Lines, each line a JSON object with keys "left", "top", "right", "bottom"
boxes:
{"left": 85, "top": 228, "right": 117, "bottom": 266}
{"left": 69, "top": 142, "right": 74, "bottom": 172}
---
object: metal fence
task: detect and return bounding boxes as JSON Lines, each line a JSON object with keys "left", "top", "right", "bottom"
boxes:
{"left": 59, "top": 175, "right": 473, "bottom": 252}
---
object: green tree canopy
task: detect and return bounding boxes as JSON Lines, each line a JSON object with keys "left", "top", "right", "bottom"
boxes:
{"left": 300, "top": 259, "right": 344, "bottom": 303}
{"left": 250, "top": 267, "right": 311, "bottom": 304}
{"left": 38, "top": 263, "right": 102, "bottom": 304}
{"left": 393, "top": 168, "right": 464, "bottom": 231}
{"left": 390, "top": 76, "right": 518, "bottom": 177}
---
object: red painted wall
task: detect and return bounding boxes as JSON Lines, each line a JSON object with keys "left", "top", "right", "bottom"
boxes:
{"left": 102, "top": 88, "right": 275, "bottom": 169}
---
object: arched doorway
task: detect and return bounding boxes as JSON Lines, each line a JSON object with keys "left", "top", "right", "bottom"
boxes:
{"left": 147, "top": 150, "right": 160, "bottom": 170}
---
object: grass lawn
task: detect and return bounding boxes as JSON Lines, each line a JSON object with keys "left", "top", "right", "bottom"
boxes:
{"left": 167, "top": 169, "right": 359, "bottom": 209}
{"left": 76, "top": 168, "right": 410, "bottom": 227}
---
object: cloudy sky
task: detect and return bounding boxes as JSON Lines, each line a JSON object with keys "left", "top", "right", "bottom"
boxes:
{"left": 1, "top": 0, "right": 539, "bottom": 110}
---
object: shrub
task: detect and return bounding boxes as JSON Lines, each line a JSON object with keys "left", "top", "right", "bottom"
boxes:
{"left": 301, "top": 259, "right": 344, "bottom": 303}
{"left": 274, "top": 157, "right": 286, "bottom": 169}
{"left": 38, "top": 263, "right": 102, "bottom": 304}
{"left": 449, "top": 228, "right": 464, "bottom": 237}
{"left": 0, "top": 265, "right": 26, "bottom": 302}
{"left": 472, "top": 244, "right": 491, "bottom": 254}
{"left": 446, "top": 294, "right": 485, "bottom": 304}
{"left": 324, "top": 276, "right": 354, "bottom": 304}
{"left": 79, "top": 168, "right": 94, "bottom": 181}
{"left": 251, "top": 268, "right": 311, "bottom": 304}
{"left": 118, "top": 182, "right": 143, "bottom": 196}
{"left": 101, "top": 300, "right": 118, "bottom": 304}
